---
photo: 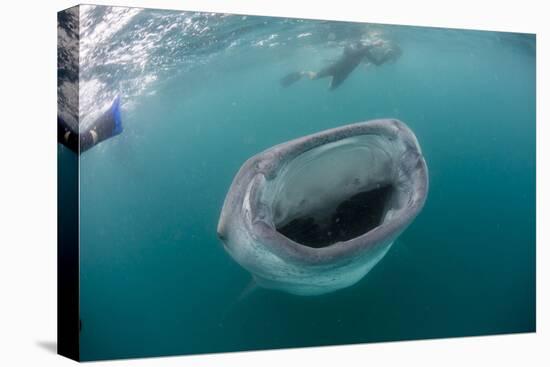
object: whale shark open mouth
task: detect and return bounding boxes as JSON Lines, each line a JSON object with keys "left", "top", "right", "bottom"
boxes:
{"left": 276, "top": 184, "right": 395, "bottom": 248}
{"left": 269, "top": 135, "right": 400, "bottom": 249}
{"left": 217, "top": 119, "right": 428, "bottom": 295}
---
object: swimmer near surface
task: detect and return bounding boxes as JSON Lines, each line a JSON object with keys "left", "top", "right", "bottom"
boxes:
{"left": 281, "top": 38, "right": 402, "bottom": 90}
{"left": 217, "top": 119, "right": 429, "bottom": 296}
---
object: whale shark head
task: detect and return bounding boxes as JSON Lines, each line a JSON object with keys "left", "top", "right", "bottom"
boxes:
{"left": 218, "top": 119, "right": 428, "bottom": 296}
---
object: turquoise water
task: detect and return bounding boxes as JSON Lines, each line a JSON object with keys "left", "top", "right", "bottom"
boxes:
{"left": 74, "top": 6, "right": 535, "bottom": 361}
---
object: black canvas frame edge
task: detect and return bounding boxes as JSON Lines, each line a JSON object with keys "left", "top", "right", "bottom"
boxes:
{"left": 57, "top": 4, "right": 80, "bottom": 361}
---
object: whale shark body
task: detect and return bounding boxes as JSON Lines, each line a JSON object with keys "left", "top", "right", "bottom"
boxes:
{"left": 217, "top": 119, "right": 428, "bottom": 296}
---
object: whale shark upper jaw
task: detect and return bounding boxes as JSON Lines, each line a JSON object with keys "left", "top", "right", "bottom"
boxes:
{"left": 218, "top": 119, "right": 428, "bottom": 296}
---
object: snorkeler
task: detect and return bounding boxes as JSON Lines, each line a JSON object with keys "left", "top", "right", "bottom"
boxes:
{"left": 281, "top": 38, "right": 402, "bottom": 90}
{"left": 57, "top": 96, "right": 123, "bottom": 154}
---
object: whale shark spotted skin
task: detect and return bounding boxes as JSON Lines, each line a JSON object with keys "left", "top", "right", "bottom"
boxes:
{"left": 217, "top": 119, "right": 428, "bottom": 296}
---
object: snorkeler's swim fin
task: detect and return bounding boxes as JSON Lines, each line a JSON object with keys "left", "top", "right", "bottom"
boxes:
{"left": 110, "top": 96, "right": 123, "bottom": 136}
{"left": 280, "top": 71, "right": 304, "bottom": 87}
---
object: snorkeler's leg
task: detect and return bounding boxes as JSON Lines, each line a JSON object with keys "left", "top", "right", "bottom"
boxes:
{"left": 304, "top": 71, "right": 319, "bottom": 79}
{"left": 58, "top": 117, "right": 79, "bottom": 153}
{"left": 280, "top": 70, "right": 320, "bottom": 87}
{"left": 313, "top": 65, "right": 334, "bottom": 79}
{"left": 81, "top": 96, "right": 123, "bottom": 153}
{"left": 280, "top": 71, "right": 303, "bottom": 87}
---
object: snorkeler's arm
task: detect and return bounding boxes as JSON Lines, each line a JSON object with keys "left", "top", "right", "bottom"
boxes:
{"left": 368, "top": 56, "right": 385, "bottom": 66}
{"left": 364, "top": 40, "right": 400, "bottom": 66}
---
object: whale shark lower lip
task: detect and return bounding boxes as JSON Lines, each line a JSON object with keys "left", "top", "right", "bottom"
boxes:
{"left": 217, "top": 119, "right": 429, "bottom": 296}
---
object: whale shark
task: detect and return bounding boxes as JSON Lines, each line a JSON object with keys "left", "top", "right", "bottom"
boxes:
{"left": 217, "top": 119, "right": 428, "bottom": 296}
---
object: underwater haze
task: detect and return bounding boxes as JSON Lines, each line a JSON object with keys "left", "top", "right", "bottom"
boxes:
{"left": 71, "top": 5, "right": 535, "bottom": 361}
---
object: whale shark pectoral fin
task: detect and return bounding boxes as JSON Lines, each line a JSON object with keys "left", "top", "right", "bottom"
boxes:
{"left": 224, "top": 279, "right": 258, "bottom": 318}
{"left": 237, "top": 278, "right": 258, "bottom": 303}
{"left": 280, "top": 71, "right": 304, "bottom": 87}
{"left": 220, "top": 278, "right": 258, "bottom": 321}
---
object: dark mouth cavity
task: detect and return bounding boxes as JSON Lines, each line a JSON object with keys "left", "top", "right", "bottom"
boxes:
{"left": 276, "top": 184, "right": 394, "bottom": 248}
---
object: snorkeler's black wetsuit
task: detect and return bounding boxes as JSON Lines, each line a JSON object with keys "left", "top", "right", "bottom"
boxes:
{"left": 315, "top": 43, "right": 374, "bottom": 89}
{"left": 280, "top": 40, "right": 402, "bottom": 90}
{"left": 57, "top": 97, "right": 123, "bottom": 154}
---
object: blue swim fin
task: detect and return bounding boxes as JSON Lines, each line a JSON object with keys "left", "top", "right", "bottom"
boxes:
{"left": 111, "top": 95, "right": 123, "bottom": 136}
